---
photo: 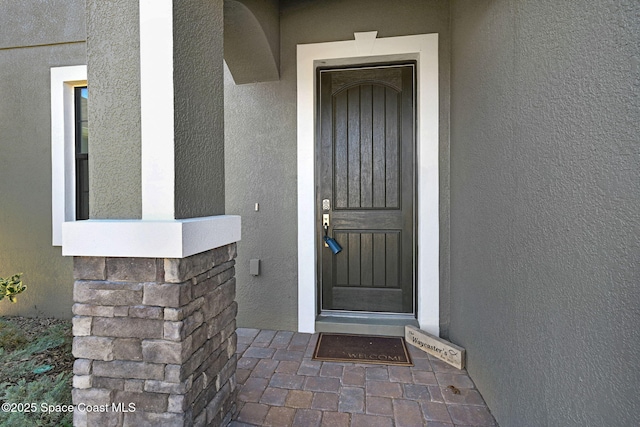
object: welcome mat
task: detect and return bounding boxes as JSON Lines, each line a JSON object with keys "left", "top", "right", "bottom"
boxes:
{"left": 313, "top": 333, "right": 413, "bottom": 366}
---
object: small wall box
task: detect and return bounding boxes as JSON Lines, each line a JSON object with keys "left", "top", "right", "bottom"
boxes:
{"left": 250, "top": 259, "right": 260, "bottom": 276}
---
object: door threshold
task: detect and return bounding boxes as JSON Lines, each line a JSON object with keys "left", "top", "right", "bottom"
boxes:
{"left": 315, "top": 314, "right": 419, "bottom": 337}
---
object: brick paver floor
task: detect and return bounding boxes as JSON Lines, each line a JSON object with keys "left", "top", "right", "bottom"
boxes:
{"left": 230, "top": 328, "right": 498, "bottom": 427}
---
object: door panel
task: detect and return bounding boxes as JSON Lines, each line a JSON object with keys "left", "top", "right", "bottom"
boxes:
{"left": 333, "top": 85, "right": 400, "bottom": 210}
{"left": 318, "top": 63, "right": 416, "bottom": 314}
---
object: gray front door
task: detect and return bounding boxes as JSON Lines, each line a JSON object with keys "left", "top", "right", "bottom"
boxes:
{"left": 317, "top": 63, "right": 416, "bottom": 314}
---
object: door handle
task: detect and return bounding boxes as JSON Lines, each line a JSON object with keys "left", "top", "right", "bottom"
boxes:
{"left": 322, "top": 213, "right": 342, "bottom": 254}
{"left": 322, "top": 214, "right": 330, "bottom": 247}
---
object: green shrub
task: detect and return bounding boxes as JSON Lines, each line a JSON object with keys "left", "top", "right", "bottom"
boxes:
{"left": 0, "top": 373, "right": 73, "bottom": 427}
{"left": 0, "top": 274, "right": 26, "bottom": 303}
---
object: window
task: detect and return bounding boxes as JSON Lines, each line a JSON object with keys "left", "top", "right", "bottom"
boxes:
{"left": 74, "top": 87, "right": 89, "bottom": 220}
{"left": 51, "top": 65, "right": 87, "bottom": 246}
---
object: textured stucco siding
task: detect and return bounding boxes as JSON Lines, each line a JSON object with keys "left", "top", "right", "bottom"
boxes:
{"left": 224, "top": 0, "right": 451, "bottom": 332}
{"left": 450, "top": 1, "right": 640, "bottom": 426}
{"left": 86, "top": 0, "right": 142, "bottom": 219}
{"left": 174, "top": 0, "right": 225, "bottom": 218}
{"left": 0, "top": 0, "right": 85, "bottom": 49}
{"left": 0, "top": 22, "right": 86, "bottom": 318}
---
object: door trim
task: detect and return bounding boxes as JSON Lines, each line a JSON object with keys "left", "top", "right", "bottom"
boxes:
{"left": 296, "top": 32, "right": 439, "bottom": 335}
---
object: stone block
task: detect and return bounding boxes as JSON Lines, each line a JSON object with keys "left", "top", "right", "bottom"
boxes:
{"left": 192, "top": 376, "right": 217, "bottom": 418}
{"left": 196, "top": 347, "right": 224, "bottom": 384}
{"left": 74, "top": 257, "right": 106, "bottom": 280}
{"left": 207, "top": 301, "right": 237, "bottom": 339}
{"left": 183, "top": 380, "right": 206, "bottom": 416}
{"left": 194, "top": 410, "right": 207, "bottom": 427}
{"left": 191, "top": 340, "right": 222, "bottom": 379}
{"left": 123, "top": 411, "right": 185, "bottom": 427}
{"left": 223, "top": 319, "right": 237, "bottom": 343}
{"left": 129, "top": 305, "right": 163, "bottom": 319}
{"left": 204, "top": 350, "right": 228, "bottom": 384}
{"left": 92, "top": 376, "right": 125, "bottom": 391}
{"left": 217, "top": 356, "right": 237, "bottom": 392}
{"left": 192, "top": 338, "right": 222, "bottom": 380}
{"left": 124, "top": 379, "right": 145, "bottom": 392}
{"left": 93, "top": 361, "right": 164, "bottom": 380}
{"left": 226, "top": 330, "right": 237, "bottom": 358}
{"left": 202, "top": 278, "right": 235, "bottom": 321}
{"left": 192, "top": 267, "right": 235, "bottom": 299}
{"left": 86, "top": 412, "right": 124, "bottom": 427}
{"left": 193, "top": 260, "right": 235, "bottom": 285}
{"left": 168, "top": 394, "right": 186, "bottom": 413}
{"left": 93, "top": 317, "right": 163, "bottom": 339}
{"left": 144, "top": 377, "right": 191, "bottom": 394}
{"left": 113, "top": 338, "right": 143, "bottom": 361}
{"left": 162, "top": 311, "right": 204, "bottom": 342}
{"left": 74, "top": 281, "right": 143, "bottom": 306}
{"left": 164, "top": 245, "right": 235, "bottom": 283}
{"left": 405, "top": 325, "right": 466, "bottom": 369}
{"left": 73, "top": 336, "right": 114, "bottom": 361}
{"left": 164, "top": 321, "right": 183, "bottom": 341}
{"left": 106, "top": 257, "right": 158, "bottom": 282}
{"left": 206, "top": 382, "right": 231, "bottom": 425}
{"left": 183, "top": 310, "right": 204, "bottom": 337}
{"left": 164, "top": 297, "right": 204, "bottom": 321}
{"left": 72, "top": 316, "right": 92, "bottom": 336}
{"left": 191, "top": 324, "right": 208, "bottom": 352}
{"left": 143, "top": 282, "right": 191, "bottom": 308}
{"left": 164, "top": 364, "right": 182, "bottom": 383}
{"left": 228, "top": 243, "right": 237, "bottom": 260}
{"left": 72, "top": 303, "right": 115, "bottom": 317}
{"left": 183, "top": 346, "right": 206, "bottom": 379}
{"left": 72, "top": 388, "right": 112, "bottom": 406}
{"left": 74, "top": 359, "right": 92, "bottom": 375}
{"left": 230, "top": 371, "right": 237, "bottom": 393}
{"left": 113, "top": 306, "right": 129, "bottom": 317}
{"left": 141, "top": 338, "right": 191, "bottom": 364}
{"left": 114, "top": 391, "right": 168, "bottom": 413}
{"left": 73, "top": 375, "right": 92, "bottom": 389}
{"left": 73, "top": 409, "right": 87, "bottom": 427}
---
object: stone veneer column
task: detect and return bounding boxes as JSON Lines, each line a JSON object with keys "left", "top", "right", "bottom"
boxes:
{"left": 71, "top": 244, "right": 238, "bottom": 426}
{"left": 66, "top": 2, "right": 239, "bottom": 425}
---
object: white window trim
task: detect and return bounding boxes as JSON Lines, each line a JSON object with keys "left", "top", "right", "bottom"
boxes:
{"left": 296, "top": 32, "right": 440, "bottom": 335}
{"left": 51, "top": 65, "right": 87, "bottom": 246}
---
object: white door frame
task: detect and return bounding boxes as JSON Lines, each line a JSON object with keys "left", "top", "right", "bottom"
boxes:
{"left": 296, "top": 32, "right": 439, "bottom": 335}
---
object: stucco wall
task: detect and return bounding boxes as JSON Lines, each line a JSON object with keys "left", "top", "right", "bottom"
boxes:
{"left": 0, "top": 0, "right": 86, "bottom": 318}
{"left": 450, "top": 1, "right": 640, "bottom": 425}
{"left": 86, "top": 0, "right": 142, "bottom": 219}
{"left": 224, "top": 0, "right": 451, "bottom": 332}
{"left": 174, "top": 0, "right": 226, "bottom": 219}
{"left": 0, "top": 0, "right": 85, "bottom": 49}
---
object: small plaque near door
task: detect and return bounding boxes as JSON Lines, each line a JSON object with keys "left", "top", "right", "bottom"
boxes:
{"left": 405, "top": 325, "right": 465, "bottom": 369}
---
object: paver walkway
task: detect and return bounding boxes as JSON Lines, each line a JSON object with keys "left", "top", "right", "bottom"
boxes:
{"left": 230, "top": 328, "right": 497, "bottom": 427}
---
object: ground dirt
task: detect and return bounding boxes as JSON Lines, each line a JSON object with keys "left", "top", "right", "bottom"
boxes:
{"left": 0, "top": 316, "right": 73, "bottom": 386}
